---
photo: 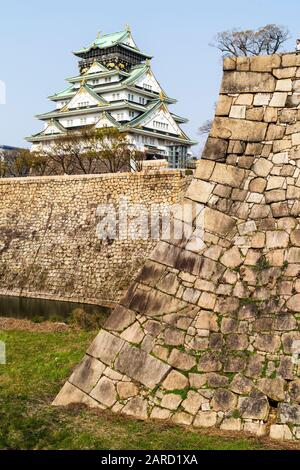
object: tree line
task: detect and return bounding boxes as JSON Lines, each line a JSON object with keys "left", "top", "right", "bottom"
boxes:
{"left": 0, "top": 128, "right": 145, "bottom": 178}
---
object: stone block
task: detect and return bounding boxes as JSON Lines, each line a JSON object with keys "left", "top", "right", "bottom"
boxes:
{"left": 216, "top": 95, "right": 233, "bottom": 116}
{"left": 193, "top": 411, "right": 217, "bottom": 428}
{"left": 220, "top": 418, "right": 242, "bottom": 431}
{"left": 120, "top": 321, "right": 145, "bottom": 344}
{"left": 210, "top": 117, "right": 267, "bottom": 142}
{"left": 104, "top": 305, "right": 136, "bottom": 332}
{"left": 150, "top": 407, "right": 172, "bottom": 420}
{"left": 162, "top": 370, "right": 189, "bottom": 390}
{"left": 266, "top": 124, "right": 285, "bottom": 141}
{"left": 172, "top": 411, "right": 193, "bottom": 425}
{"left": 182, "top": 391, "right": 204, "bottom": 415}
{"left": 253, "top": 93, "right": 271, "bottom": 106}
{"left": 234, "top": 93, "right": 253, "bottom": 105}
{"left": 229, "top": 105, "right": 246, "bottom": 119}
{"left": 117, "top": 382, "right": 138, "bottom": 399}
{"left": 266, "top": 231, "right": 289, "bottom": 248}
{"left": 252, "top": 158, "right": 273, "bottom": 177}
{"left": 273, "top": 67, "right": 296, "bottom": 79}
{"left": 257, "top": 378, "right": 286, "bottom": 402}
{"left": 87, "top": 331, "right": 125, "bottom": 366}
{"left": 53, "top": 382, "right": 103, "bottom": 408}
{"left": 211, "top": 162, "right": 245, "bottom": 188}
{"left": 186, "top": 179, "right": 214, "bottom": 203}
{"left": 250, "top": 54, "right": 281, "bottom": 72}
{"left": 278, "top": 403, "right": 300, "bottom": 425}
{"left": 239, "top": 397, "right": 269, "bottom": 420}
{"left": 264, "top": 107, "right": 278, "bottom": 122}
{"left": 168, "top": 348, "right": 196, "bottom": 371}
{"left": 115, "top": 343, "right": 170, "bottom": 389}
{"left": 69, "top": 355, "right": 105, "bottom": 394}
{"left": 211, "top": 388, "right": 237, "bottom": 411}
{"left": 223, "top": 57, "right": 236, "bottom": 70}
{"left": 221, "top": 72, "right": 276, "bottom": 94}
{"left": 90, "top": 377, "right": 117, "bottom": 407}
{"left": 195, "top": 159, "right": 215, "bottom": 180}
{"left": 202, "top": 137, "right": 228, "bottom": 162}
{"left": 269, "top": 424, "right": 293, "bottom": 440}
{"left": 269, "top": 92, "right": 288, "bottom": 107}
{"left": 122, "top": 397, "right": 148, "bottom": 420}
{"left": 275, "top": 79, "right": 292, "bottom": 92}
{"left": 220, "top": 246, "right": 243, "bottom": 268}
{"left": 204, "top": 207, "right": 236, "bottom": 236}
{"left": 161, "top": 393, "right": 183, "bottom": 410}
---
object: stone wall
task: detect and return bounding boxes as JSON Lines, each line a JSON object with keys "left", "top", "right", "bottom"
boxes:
{"left": 55, "top": 53, "right": 300, "bottom": 441}
{"left": 0, "top": 170, "right": 188, "bottom": 306}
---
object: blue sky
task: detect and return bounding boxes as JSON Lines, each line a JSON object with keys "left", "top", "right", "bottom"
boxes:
{"left": 0, "top": 0, "right": 299, "bottom": 152}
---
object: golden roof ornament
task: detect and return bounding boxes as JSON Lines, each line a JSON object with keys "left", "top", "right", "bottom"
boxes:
{"left": 125, "top": 24, "right": 131, "bottom": 32}
{"left": 97, "top": 31, "right": 101, "bottom": 40}
{"left": 145, "top": 58, "right": 151, "bottom": 67}
{"left": 159, "top": 91, "right": 166, "bottom": 101}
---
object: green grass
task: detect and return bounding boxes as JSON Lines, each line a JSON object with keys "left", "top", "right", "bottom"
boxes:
{"left": 0, "top": 329, "right": 269, "bottom": 450}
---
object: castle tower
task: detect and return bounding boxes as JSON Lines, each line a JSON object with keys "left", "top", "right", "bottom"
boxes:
{"left": 26, "top": 27, "right": 196, "bottom": 168}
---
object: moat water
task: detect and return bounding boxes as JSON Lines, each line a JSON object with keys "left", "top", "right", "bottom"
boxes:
{"left": 0, "top": 295, "right": 110, "bottom": 323}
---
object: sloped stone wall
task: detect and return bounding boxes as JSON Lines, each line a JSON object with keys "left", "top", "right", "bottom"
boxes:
{"left": 0, "top": 171, "right": 188, "bottom": 306}
{"left": 55, "top": 53, "right": 300, "bottom": 441}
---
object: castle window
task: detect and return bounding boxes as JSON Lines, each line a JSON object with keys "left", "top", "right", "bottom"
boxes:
{"left": 105, "top": 77, "right": 112, "bottom": 83}
{"left": 80, "top": 117, "right": 87, "bottom": 125}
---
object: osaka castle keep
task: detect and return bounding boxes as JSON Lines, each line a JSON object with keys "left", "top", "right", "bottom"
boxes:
{"left": 26, "top": 27, "right": 196, "bottom": 168}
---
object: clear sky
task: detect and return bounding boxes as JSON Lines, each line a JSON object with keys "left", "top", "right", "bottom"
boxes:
{"left": 0, "top": 0, "right": 299, "bottom": 153}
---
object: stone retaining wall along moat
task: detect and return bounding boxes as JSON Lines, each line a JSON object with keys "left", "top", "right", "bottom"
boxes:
{"left": 55, "top": 52, "right": 300, "bottom": 441}
{"left": 0, "top": 170, "right": 188, "bottom": 306}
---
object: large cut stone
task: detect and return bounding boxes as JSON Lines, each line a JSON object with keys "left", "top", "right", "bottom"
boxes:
{"left": 167, "top": 348, "right": 197, "bottom": 371}
{"left": 210, "top": 163, "right": 245, "bottom": 188}
{"left": 278, "top": 403, "right": 300, "bottom": 425}
{"left": 115, "top": 343, "right": 170, "bottom": 389}
{"left": 220, "top": 246, "right": 243, "bottom": 268}
{"left": 194, "top": 411, "right": 217, "bottom": 428}
{"left": 104, "top": 305, "right": 136, "bottom": 332}
{"left": 211, "top": 388, "right": 237, "bottom": 411}
{"left": 162, "top": 370, "right": 189, "bottom": 390}
{"left": 257, "top": 378, "right": 286, "bottom": 402}
{"left": 186, "top": 179, "right": 214, "bottom": 204}
{"left": 69, "top": 355, "right": 105, "bottom": 394}
{"left": 87, "top": 331, "right": 125, "bottom": 366}
{"left": 221, "top": 71, "right": 276, "bottom": 93}
{"left": 90, "top": 377, "right": 117, "bottom": 407}
{"left": 161, "top": 393, "right": 183, "bottom": 410}
{"left": 204, "top": 207, "right": 236, "bottom": 236}
{"left": 210, "top": 118, "right": 267, "bottom": 142}
{"left": 238, "top": 397, "right": 269, "bottom": 420}
{"left": 53, "top": 382, "right": 103, "bottom": 408}
{"left": 202, "top": 138, "right": 229, "bottom": 162}
{"left": 122, "top": 397, "right": 148, "bottom": 420}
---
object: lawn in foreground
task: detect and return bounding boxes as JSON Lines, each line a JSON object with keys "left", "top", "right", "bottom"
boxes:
{"left": 0, "top": 329, "right": 277, "bottom": 450}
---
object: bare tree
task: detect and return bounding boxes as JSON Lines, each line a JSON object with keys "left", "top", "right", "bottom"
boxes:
{"left": 198, "top": 120, "right": 213, "bottom": 136}
{"left": 211, "top": 24, "right": 290, "bottom": 57}
{"left": 37, "top": 127, "right": 145, "bottom": 175}
{"left": 0, "top": 149, "right": 47, "bottom": 178}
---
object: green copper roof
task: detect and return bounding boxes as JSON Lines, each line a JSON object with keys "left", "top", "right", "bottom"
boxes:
{"left": 123, "top": 64, "right": 148, "bottom": 85}
{"left": 50, "top": 85, "right": 74, "bottom": 99}
{"left": 74, "top": 30, "right": 137, "bottom": 55}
